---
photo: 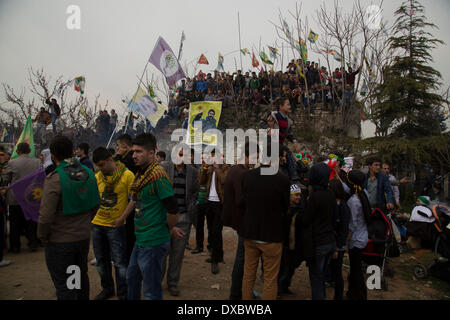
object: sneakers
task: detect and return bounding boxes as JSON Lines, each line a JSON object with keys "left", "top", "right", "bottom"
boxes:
{"left": 90, "top": 258, "right": 97, "bottom": 265}
{"left": 168, "top": 287, "right": 180, "bottom": 297}
{"left": 0, "top": 260, "right": 11, "bottom": 267}
{"left": 191, "top": 247, "right": 203, "bottom": 254}
{"left": 94, "top": 290, "right": 114, "bottom": 300}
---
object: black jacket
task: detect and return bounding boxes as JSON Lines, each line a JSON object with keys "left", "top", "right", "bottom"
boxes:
{"left": 223, "top": 165, "right": 247, "bottom": 235}
{"left": 334, "top": 200, "right": 351, "bottom": 250}
{"left": 301, "top": 163, "right": 336, "bottom": 251}
{"left": 114, "top": 152, "right": 138, "bottom": 174}
{"left": 241, "top": 166, "right": 290, "bottom": 243}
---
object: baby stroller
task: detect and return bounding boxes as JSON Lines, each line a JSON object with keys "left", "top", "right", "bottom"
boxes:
{"left": 406, "top": 202, "right": 450, "bottom": 282}
{"left": 361, "top": 208, "right": 393, "bottom": 291}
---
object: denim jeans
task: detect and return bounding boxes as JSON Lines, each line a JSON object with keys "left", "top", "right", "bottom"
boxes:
{"left": 51, "top": 113, "right": 57, "bottom": 133}
{"left": 330, "top": 250, "right": 345, "bottom": 300}
{"left": 308, "top": 242, "right": 336, "bottom": 300}
{"left": 347, "top": 247, "right": 367, "bottom": 300}
{"left": 229, "top": 235, "right": 245, "bottom": 300}
{"left": 206, "top": 201, "right": 224, "bottom": 263}
{"left": 126, "top": 241, "right": 170, "bottom": 300}
{"left": 8, "top": 205, "right": 38, "bottom": 251}
{"left": 45, "top": 239, "right": 90, "bottom": 300}
{"left": 195, "top": 203, "right": 211, "bottom": 250}
{"left": 162, "top": 213, "right": 191, "bottom": 289}
{"left": 278, "top": 248, "right": 297, "bottom": 292}
{"left": 92, "top": 225, "right": 128, "bottom": 299}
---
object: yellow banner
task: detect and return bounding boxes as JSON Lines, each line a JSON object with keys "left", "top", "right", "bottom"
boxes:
{"left": 147, "top": 102, "right": 168, "bottom": 127}
{"left": 187, "top": 101, "right": 222, "bottom": 145}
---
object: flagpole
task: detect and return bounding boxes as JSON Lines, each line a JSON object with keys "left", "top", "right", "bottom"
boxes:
{"left": 106, "top": 121, "right": 119, "bottom": 148}
{"left": 238, "top": 12, "right": 243, "bottom": 71}
{"left": 125, "top": 59, "right": 150, "bottom": 135}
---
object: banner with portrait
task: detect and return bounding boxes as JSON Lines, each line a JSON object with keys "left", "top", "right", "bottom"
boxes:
{"left": 187, "top": 101, "right": 222, "bottom": 146}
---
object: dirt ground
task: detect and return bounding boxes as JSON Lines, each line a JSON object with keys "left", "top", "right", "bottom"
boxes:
{"left": 0, "top": 226, "right": 449, "bottom": 300}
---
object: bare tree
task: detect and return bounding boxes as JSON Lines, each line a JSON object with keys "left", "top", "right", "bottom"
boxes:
{"left": 1, "top": 67, "right": 103, "bottom": 146}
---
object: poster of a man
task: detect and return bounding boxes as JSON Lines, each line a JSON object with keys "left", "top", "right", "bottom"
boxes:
{"left": 187, "top": 101, "right": 222, "bottom": 145}
{"left": 201, "top": 109, "right": 217, "bottom": 132}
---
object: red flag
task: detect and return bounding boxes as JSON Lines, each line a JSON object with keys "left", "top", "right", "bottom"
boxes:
{"left": 252, "top": 53, "right": 259, "bottom": 68}
{"left": 198, "top": 54, "right": 209, "bottom": 65}
{"left": 260, "top": 67, "right": 264, "bottom": 73}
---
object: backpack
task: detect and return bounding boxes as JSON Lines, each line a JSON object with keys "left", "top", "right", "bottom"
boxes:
{"left": 54, "top": 103, "right": 61, "bottom": 117}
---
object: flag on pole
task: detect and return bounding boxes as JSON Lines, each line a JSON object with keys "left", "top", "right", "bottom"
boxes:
{"left": 295, "top": 39, "right": 308, "bottom": 63}
{"left": 10, "top": 168, "right": 46, "bottom": 223}
{"left": 332, "top": 50, "right": 343, "bottom": 62}
{"left": 240, "top": 48, "right": 249, "bottom": 55}
{"left": 198, "top": 54, "right": 209, "bottom": 65}
{"left": 252, "top": 52, "right": 259, "bottom": 68}
{"left": 268, "top": 46, "right": 278, "bottom": 59}
{"left": 55, "top": 77, "right": 85, "bottom": 97}
{"left": 127, "top": 86, "right": 159, "bottom": 119}
{"left": 308, "top": 29, "right": 319, "bottom": 43}
{"left": 294, "top": 61, "right": 305, "bottom": 79}
{"left": 11, "top": 115, "right": 35, "bottom": 160}
{"left": 147, "top": 102, "right": 168, "bottom": 127}
{"left": 149, "top": 36, "right": 186, "bottom": 88}
{"left": 216, "top": 53, "right": 224, "bottom": 71}
{"left": 178, "top": 31, "right": 186, "bottom": 60}
{"left": 259, "top": 51, "right": 273, "bottom": 65}
{"left": 74, "top": 76, "right": 85, "bottom": 94}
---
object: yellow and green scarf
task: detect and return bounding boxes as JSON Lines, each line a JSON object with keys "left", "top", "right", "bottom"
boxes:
{"left": 130, "top": 160, "right": 168, "bottom": 200}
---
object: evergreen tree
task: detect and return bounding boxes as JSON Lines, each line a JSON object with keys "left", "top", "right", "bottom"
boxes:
{"left": 371, "top": 0, "right": 447, "bottom": 138}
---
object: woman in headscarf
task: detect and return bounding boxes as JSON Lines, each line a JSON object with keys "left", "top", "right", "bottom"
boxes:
{"left": 40, "top": 148, "right": 55, "bottom": 175}
{"left": 345, "top": 169, "right": 371, "bottom": 300}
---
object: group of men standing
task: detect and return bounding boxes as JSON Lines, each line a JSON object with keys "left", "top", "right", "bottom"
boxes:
{"left": 1, "top": 113, "right": 404, "bottom": 301}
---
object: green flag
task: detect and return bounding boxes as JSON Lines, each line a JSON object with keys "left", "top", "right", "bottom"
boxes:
{"left": 259, "top": 51, "right": 273, "bottom": 65}
{"left": 11, "top": 115, "right": 35, "bottom": 159}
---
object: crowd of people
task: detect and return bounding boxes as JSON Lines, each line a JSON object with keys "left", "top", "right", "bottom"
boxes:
{"left": 166, "top": 60, "right": 360, "bottom": 121}
{"left": 1, "top": 92, "right": 426, "bottom": 301}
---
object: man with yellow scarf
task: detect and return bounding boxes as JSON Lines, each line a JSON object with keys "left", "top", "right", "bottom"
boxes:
{"left": 91, "top": 147, "right": 135, "bottom": 300}
{"left": 114, "top": 133, "right": 184, "bottom": 300}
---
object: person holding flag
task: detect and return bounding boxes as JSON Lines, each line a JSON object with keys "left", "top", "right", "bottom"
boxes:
{"left": 45, "top": 97, "right": 61, "bottom": 134}
{"left": 2, "top": 142, "right": 41, "bottom": 253}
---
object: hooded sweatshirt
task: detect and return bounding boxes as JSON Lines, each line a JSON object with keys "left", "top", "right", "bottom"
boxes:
{"left": 301, "top": 163, "right": 337, "bottom": 248}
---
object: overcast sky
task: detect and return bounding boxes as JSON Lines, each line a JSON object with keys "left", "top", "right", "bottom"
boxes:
{"left": 0, "top": 0, "right": 449, "bottom": 137}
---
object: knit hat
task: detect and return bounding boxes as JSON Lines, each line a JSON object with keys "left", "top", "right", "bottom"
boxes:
{"left": 290, "top": 184, "right": 301, "bottom": 194}
{"left": 417, "top": 196, "right": 430, "bottom": 206}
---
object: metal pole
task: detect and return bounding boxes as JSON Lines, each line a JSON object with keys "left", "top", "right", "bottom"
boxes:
{"left": 124, "top": 60, "right": 150, "bottom": 135}
{"left": 238, "top": 12, "right": 243, "bottom": 71}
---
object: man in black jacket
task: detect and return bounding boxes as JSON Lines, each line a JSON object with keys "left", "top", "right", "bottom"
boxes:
{"left": 223, "top": 141, "right": 258, "bottom": 300}
{"left": 45, "top": 98, "right": 60, "bottom": 134}
{"left": 113, "top": 134, "right": 138, "bottom": 265}
{"left": 114, "top": 134, "right": 138, "bottom": 174}
{"left": 76, "top": 143, "right": 94, "bottom": 171}
{"left": 241, "top": 144, "right": 290, "bottom": 300}
{"left": 302, "top": 162, "right": 337, "bottom": 300}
